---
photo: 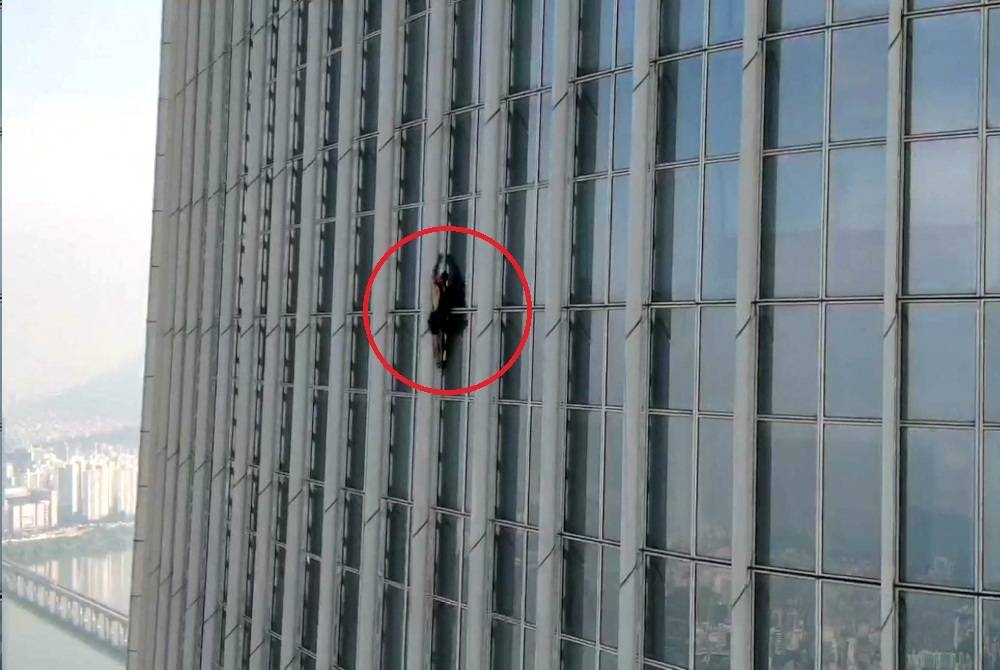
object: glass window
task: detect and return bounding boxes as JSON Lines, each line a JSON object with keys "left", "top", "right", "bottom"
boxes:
{"left": 710, "top": 0, "right": 743, "bottom": 44}
{"left": 600, "top": 547, "right": 619, "bottom": 646}
{"left": 577, "top": 78, "right": 612, "bottom": 176}
{"left": 899, "top": 591, "right": 975, "bottom": 666}
{"left": 566, "top": 409, "right": 603, "bottom": 537}
{"left": 563, "top": 539, "right": 601, "bottom": 641}
{"left": 990, "top": 303, "right": 1000, "bottom": 422}
{"left": 617, "top": 0, "right": 635, "bottom": 66}
{"left": 510, "top": 0, "right": 542, "bottom": 92}
{"left": 706, "top": 49, "right": 742, "bottom": 157}
{"left": 764, "top": 34, "right": 825, "bottom": 149}
{"left": 438, "top": 401, "right": 464, "bottom": 511}
{"left": 754, "top": 574, "right": 816, "bottom": 669}
{"left": 607, "top": 311, "right": 626, "bottom": 407}
{"left": 613, "top": 73, "right": 633, "bottom": 170}
{"left": 761, "top": 151, "right": 823, "bottom": 298}
{"left": 986, "top": 600, "right": 1000, "bottom": 667}
{"left": 401, "top": 17, "right": 426, "bottom": 123}
{"left": 756, "top": 421, "right": 817, "bottom": 570}
{"left": 452, "top": 0, "right": 477, "bottom": 108}
{"left": 660, "top": 0, "right": 705, "bottom": 54}
{"left": 571, "top": 179, "right": 611, "bottom": 304}
{"left": 569, "top": 310, "right": 607, "bottom": 405}
{"left": 902, "top": 303, "right": 977, "bottom": 423}
{"left": 833, "top": 0, "right": 887, "bottom": 21}
{"left": 657, "top": 56, "right": 704, "bottom": 164}
{"left": 604, "top": 413, "right": 623, "bottom": 541}
{"left": 702, "top": 161, "right": 739, "bottom": 300}
{"left": 435, "top": 514, "right": 463, "bottom": 600}
{"left": 650, "top": 307, "right": 697, "bottom": 410}
{"left": 758, "top": 305, "right": 819, "bottom": 417}
{"left": 579, "top": 0, "right": 615, "bottom": 74}
{"left": 497, "top": 404, "right": 528, "bottom": 521}
{"left": 360, "top": 36, "right": 380, "bottom": 135}
{"left": 825, "top": 304, "right": 882, "bottom": 419}
{"left": 821, "top": 583, "right": 880, "bottom": 669}
{"left": 699, "top": 306, "right": 735, "bottom": 413}
{"left": 697, "top": 418, "right": 733, "bottom": 559}
{"left": 908, "top": 12, "right": 981, "bottom": 135}
{"left": 831, "top": 24, "right": 887, "bottom": 141}
{"left": 989, "top": 138, "right": 1000, "bottom": 293}
{"left": 694, "top": 565, "right": 731, "bottom": 667}
{"left": 767, "top": 0, "right": 824, "bottom": 32}
{"left": 451, "top": 111, "right": 475, "bottom": 195}
{"left": 400, "top": 126, "right": 423, "bottom": 204}
{"left": 381, "top": 587, "right": 406, "bottom": 667}
{"left": 610, "top": 176, "right": 631, "bottom": 303}
{"left": 647, "top": 415, "right": 693, "bottom": 553}
{"left": 652, "top": 166, "right": 700, "bottom": 302}
{"left": 494, "top": 525, "right": 525, "bottom": 618}
{"left": 991, "top": 10, "right": 1000, "bottom": 129}
{"left": 901, "top": 427, "right": 975, "bottom": 589}
{"left": 987, "top": 432, "right": 1000, "bottom": 590}
{"left": 905, "top": 138, "right": 979, "bottom": 296}
{"left": 643, "top": 556, "right": 691, "bottom": 666}
{"left": 827, "top": 145, "right": 885, "bottom": 297}
{"left": 823, "top": 424, "right": 881, "bottom": 578}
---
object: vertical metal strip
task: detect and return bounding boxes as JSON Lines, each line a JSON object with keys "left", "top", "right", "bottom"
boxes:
{"left": 533, "top": 0, "right": 578, "bottom": 666}
{"left": 617, "top": 0, "right": 657, "bottom": 664}
{"left": 357, "top": 1, "right": 403, "bottom": 667}
{"left": 731, "top": 0, "right": 766, "bottom": 667}
{"left": 881, "top": 1, "right": 905, "bottom": 667}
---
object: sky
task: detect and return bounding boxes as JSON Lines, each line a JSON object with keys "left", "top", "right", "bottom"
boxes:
{"left": 3, "top": 1, "right": 163, "bottom": 406}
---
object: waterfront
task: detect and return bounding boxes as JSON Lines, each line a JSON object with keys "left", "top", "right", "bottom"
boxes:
{"left": 3, "top": 599, "right": 124, "bottom": 669}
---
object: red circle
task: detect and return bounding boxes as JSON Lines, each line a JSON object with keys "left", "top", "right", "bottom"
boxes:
{"left": 362, "top": 225, "right": 533, "bottom": 397}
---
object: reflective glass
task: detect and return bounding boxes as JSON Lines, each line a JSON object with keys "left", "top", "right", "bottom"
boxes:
{"left": 990, "top": 303, "right": 1000, "bottom": 422}
{"left": 563, "top": 539, "right": 600, "bottom": 641}
{"left": 494, "top": 525, "right": 524, "bottom": 618}
{"left": 767, "top": 0, "right": 824, "bottom": 32}
{"left": 659, "top": 0, "right": 705, "bottom": 55}
{"left": 710, "top": 0, "right": 743, "bottom": 45}
{"left": 643, "top": 556, "right": 691, "bottom": 666}
{"left": 908, "top": 12, "right": 981, "bottom": 134}
{"left": 610, "top": 176, "right": 631, "bottom": 303}
{"left": 569, "top": 310, "right": 606, "bottom": 406}
{"left": 452, "top": 0, "right": 477, "bottom": 108}
{"left": 438, "top": 401, "right": 465, "bottom": 511}
{"left": 823, "top": 424, "right": 881, "bottom": 578}
{"left": 988, "top": 432, "right": 1000, "bottom": 590}
{"left": 825, "top": 304, "right": 882, "bottom": 419}
{"left": 902, "top": 303, "right": 976, "bottom": 423}
{"left": 697, "top": 418, "right": 733, "bottom": 559}
{"left": 761, "top": 151, "right": 823, "bottom": 298}
{"left": 758, "top": 305, "right": 819, "bottom": 417}
{"left": 699, "top": 306, "right": 735, "bottom": 413}
{"left": 579, "top": 0, "right": 615, "bottom": 74}
{"left": 821, "top": 584, "right": 880, "bottom": 669}
{"left": 764, "top": 34, "right": 825, "bottom": 149}
{"left": 613, "top": 73, "right": 633, "bottom": 170}
{"left": 706, "top": 49, "right": 742, "bottom": 157}
{"left": 360, "top": 36, "right": 380, "bottom": 134}
{"left": 694, "top": 565, "right": 730, "bottom": 668}
{"left": 432, "top": 604, "right": 460, "bottom": 669}
{"left": 986, "top": 600, "right": 1000, "bottom": 667}
{"left": 618, "top": 0, "right": 635, "bottom": 66}
{"left": 753, "top": 574, "right": 816, "bottom": 669}
{"left": 657, "top": 56, "right": 704, "bottom": 164}
{"left": 702, "top": 160, "right": 739, "bottom": 299}
{"left": 391, "top": 315, "right": 417, "bottom": 390}
{"left": 451, "top": 111, "right": 475, "bottom": 195}
{"left": 652, "top": 166, "right": 700, "bottom": 301}
{"left": 388, "top": 397, "right": 413, "bottom": 499}
{"left": 904, "top": 138, "right": 979, "bottom": 295}
{"left": 600, "top": 547, "right": 620, "bottom": 646}
{"left": 650, "top": 307, "right": 697, "bottom": 411}
{"left": 991, "top": 10, "right": 1000, "bottom": 129}
{"left": 382, "top": 587, "right": 406, "bottom": 667}
{"left": 757, "top": 421, "right": 817, "bottom": 570}
{"left": 989, "top": 138, "right": 1000, "bottom": 293}
{"left": 828, "top": 146, "right": 885, "bottom": 297}
{"left": 831, "top": 24, "right": 887, "bottom": 141}
{"left": 577, "top": 78, "right": 612, "bottom": 175}
{"left": 607, "top": 311, "right": 625, "bottom": 407}
{"left": 833, "top": 0, "right": 887, "bottom": 21}
{"left": 899, "top": 591, "right": 975, "bottom": 666}
{"left": 571, "top": 179, "right": 611, "bottom": 304}
{"left": 566, "top": 409, "right": 602, "bottom": 537}
{"left": 647, "top": 415, "right": 693, "bottom": 552}
{"left": 510, "top": 0, "right": 542, "bottom": 92}
{"left": 435, "top": 514, "right": 463, "bottom": 600}
{"left": 400, "top": 129, "right": 423, "bottom": 205}
{"left": 401, "top": 17, "right": 426, "bottom": 123}
{"left": 901, "top": 427, "right": 975, "bottom": 588}
{"left": 497, "top": 404, "right": 528, "bottom": 521}
{"left": 604, "top": 413, "right": 623, "bottom": 541}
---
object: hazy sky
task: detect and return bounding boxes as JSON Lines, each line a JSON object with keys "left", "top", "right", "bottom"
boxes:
{"left": 3, "top": 1, "right": 163, "bottom": 405}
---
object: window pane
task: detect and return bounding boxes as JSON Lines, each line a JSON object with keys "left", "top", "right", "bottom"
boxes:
{"left": 821, "top": 583, "right": 880, "bottom": 669}
{"left": 764, "top": 34, "right": 825, "bottom": 149}
{"left": 571, "top": 179, "right": 611, "bottom": 304}
{"left": 823, "top": 424, "right": 881, "bottom": 578}
{"left": 990, "top": 303, "right": 1000, "bottom": 422}
{"left": 986, "top": 600, "right": 1000, "bottom": 665}
{"left": 435, "top": 514, "right": 462, "bottom": 600}
{"left": 401, "top": 17, "right": 426, "bottom": 123}
{"left": 613, "top": 73, "right": 633, "bottom": 170}
{"left": 510, "top": 0, "right": 542, "bottom": 92}
{"left": 756, "top": 421, "right": 817, "bottom": 570}
{"left": 569, "top": 310, "right": 606, "bottom": 405}
{"left": 650, "top": 307, "right": 696, "bottom": 411}
{"left": 617, "top": 0, "right": 635, "bottom": 66}
{"left": 767, "top": 0, "right": 824, "bottom": 32}
{"left": 600, "top": 547, "right": 619, "bottom": 646}
{"left": 643, "top": 556, "right": 691, "bottom": 666}
{"left": 902, "top": 303, "right": 976, "bottom": 423}
{"left": 908, "top": 12, "right": 981, "bottom": 135}
{"left": 360, "top": 36, "right": 380, "bottom": 134}
{"left": 701, "top": 161, "right": 739, "bottom": 300}
{"left": 577, "top": 78, "right": 612, "bottom": 176}
{"left": 451, "top": 111, "right": 475, "bottom": 195}
{"left": 657, "top": 56, "right": 704, "bottom": 164}
{"left": 563, "top": 539, "right": 600, "bottom": 641}
{"left": 699, "top": 306, "right": 735, "bottom": 413}
{"left": 905, "top": 138, "right": 979, "bottom": 296}
{"left": 697, "top": 418, "right": 733, "bottom": 560}
{"left": 604, "top": 413, "right": 623, "bottom": 541}
{"left": 647, "top": 415, "right": 693, "bottom": 553}
{"left": 494, "top": 525, "right": 524, "bottom": 618}
{"left": 710, "top": 0, "right": 743, "bottom": 44}
{"left": 566, "top": 409, "right": 602, "bottom": 537}
{"left": 694, "top": 565, "right": 731, "bottom": 668}
{"left": 899, "top": 591, "right": 975, "bottom": 666}
{"left": 659, "top": 0, "right": 705, "bottom": 55}
{"left": 901, "top": 427, "right": 975, "bottom": 589}
{"left": 607, "top": 311, "right": 625, "bottom": 406}
{"left": 761, "top": 152, "right": 822, "bottom": 298}
{"left": 497, "top": 404, "right": 528, "bottom": 521}
{"left": 579, "top": 0, "right": 615, "bottom": 74}
{"left": 989, "top": 137, "right": 1000, "bottom": 293}
{"left": 831, "top": 24, "right": 887, "bottom": 141}
{"left": 990, "top": 10, "right": 1000, "bottom": 129}
{"left": 452, "top": 0, "right": 477, "bottom": 108}
{"left": 758, "top": 305, "right": 819, "bottom": 417}
{"left": 652, "top": 166, "right": 700, "bottom": 302}
{"left": 833, "top": 0, "right": 887, "bottom": 21}
{"left": 706, "top": 49, "right": 742, "bottom": 157}
{"left": 825, "top": 304, "right": 882, "bottom": 419}
{"left": 754, "top": 575, "right": 816, "bottom": 669}
{"left": 827, "top": 145, "right": 885, "bottom": 297}
{"left": 987, "top": 432, "right": 1000, "bottom": 590}
{"left": 610, "top": 176, "right": 631, "bottom": 303}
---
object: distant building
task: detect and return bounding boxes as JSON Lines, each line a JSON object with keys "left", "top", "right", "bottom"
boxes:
{"left": 4, "top": 487, "right": 58, "bottom": 535}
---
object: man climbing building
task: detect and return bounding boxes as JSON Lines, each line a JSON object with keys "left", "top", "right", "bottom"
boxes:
{"left": 428, "top": 253, "right": 467, "bottom": 369}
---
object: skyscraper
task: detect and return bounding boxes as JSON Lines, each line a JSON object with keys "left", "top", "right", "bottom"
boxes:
{"left": 129, "top": 0, "right": 1000, "bottom": 669}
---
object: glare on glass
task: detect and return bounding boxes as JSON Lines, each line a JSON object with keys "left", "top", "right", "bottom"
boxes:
{"left": 710, "top": 0, "right": 743, "bottom": 44}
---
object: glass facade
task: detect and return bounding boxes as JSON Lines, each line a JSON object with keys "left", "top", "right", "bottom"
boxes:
{"left": 132, "top": 0, "right": 999, "bottom": 669}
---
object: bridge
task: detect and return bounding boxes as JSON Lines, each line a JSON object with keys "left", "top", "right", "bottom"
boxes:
{"left": 2, "top": 559, "right": 129, "bottom": 656}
